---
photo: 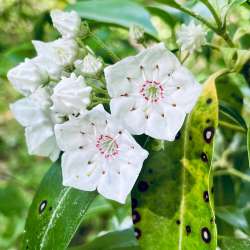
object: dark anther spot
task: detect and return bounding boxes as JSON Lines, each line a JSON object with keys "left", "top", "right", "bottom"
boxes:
{"left": 138, "top": 181, "right": 149, "bottom": 192}
{"left": 175, "top": 131, "right": 181, "bottom": 140}
{"left": 161, "top": 113, "right": 164, "bottom": 118}
{"left": 176, "top": 220, "right": 181, "bottom": 225}
{"left": 206, "top": 119, "right": 211, "bottom": 124}
{"left": 203, "top": 191, "right": 209, "bottom": 202}
{"left": 88, "top": 161, "right": 92, "bottom": 164}
{"left": 134, "top": 228, "right": 142, "bottom": 239}
{"left": 203, "top": 127, "right": 215, "bottom": 143}
{"left": 156, "top": 64, "right": 159, "bottom": 69}
{"left": 79, "top": 146, "right": 83, "bottom": 149}
{"left": 132, "top": 198, "right": 138, "bottom": 209}
{"left": 206, "top": 98, "right": 212, "bottom": 104}
{"left": 140, "top": 65, "right": 144, "bottom": 69}
{"left": 201, "top": 152, "right": 208, "bottom": 163}
{"left": 39, "top": 200, "right": 47, "bottom": 214}
{"left": 127, "top": 77, "right": 131, "bottom": 81}
{"left": 201, "top": 227, "right": 211, "bottom": 243}
{"left": 80, "top": 131, "right": 85, "bottom": 135}
{"left": 118, "top": 130, "right": 122, "bottom": 134}
{"left": 132, "top": 210, "right": 141, "bottom": 224}
{"left": 172, "top": 103, "right": 176, "bottom": 107}
{"left": 186, "top": 225, "right": 191, "bottom": 235}
{"left": 121, "top": 93, "right": 128, "bottom": 97}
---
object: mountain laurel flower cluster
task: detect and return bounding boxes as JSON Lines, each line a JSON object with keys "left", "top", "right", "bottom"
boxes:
{"left": 177, "top": 21, "right": 207, "bottom": 53}
{"left": 8, "top": 10, "right": 202, "bottom": 203}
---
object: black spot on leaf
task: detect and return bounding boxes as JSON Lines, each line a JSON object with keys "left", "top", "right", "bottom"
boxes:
{"left": 138, "top": 181, "right": 149, "bottom": 192}
{"left": 201, "top": 227, "right": 211, "bottom": 243}
{"left": 203, "top": 191, "right": 209, "bottom": 202}
{"left": 132, "top": 210, "right": 141, "bottom": 224}
{"left": 206, "top": 98, "right": 212, "bottom": 104}
{"left": 203, "top": 127, "right": 215, "bottom": 143}
{"left": 39, "top": 200, "right": 47, "bottom": 214}
{"left": 132, "top": 198, "right": 138, "bottom": 209}
{"left": 186, "top": 225, "right": 191, "bottom": 235}
{"left": 134, "top": 228, "right": 142, "bottom": 239}
{"left": 201, "top": 152, "right": 208, "bottom": 162}
{"left": 176, "top": 220, "right": 181, "bottom": 225}
{"left": 206, "top": 119, "right": 211, "bottom": 124}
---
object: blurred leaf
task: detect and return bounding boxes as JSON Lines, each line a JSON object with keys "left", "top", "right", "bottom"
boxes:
{"left": 248, "top": 127, "right": 250, "bottom": 168}
{"left": 68, "top": 0, "right": 157, "bottom": 38}
{"left": 219, "top": 101, "right": 247, "bottom": 130}
{"left": 219, "top": 237, "right": 250, "bottom": 250}
{"left": 131, "top": 73, "right": 220, "bottom": 249}
{"left": 216, "top": 206, "right": 249, "bottom": 232}
{"left": 23, "top": 161, "right": 97, "bottom": 250}
{"left": 0, "top": 184, "right": 26, "bottom": 217}
{"left": 69, "top": 229, "right": 139, "bottom": 250}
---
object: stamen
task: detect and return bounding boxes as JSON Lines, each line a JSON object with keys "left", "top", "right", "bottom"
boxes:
{"left": 140, "top": 65, "right": 147, "bottom": 81}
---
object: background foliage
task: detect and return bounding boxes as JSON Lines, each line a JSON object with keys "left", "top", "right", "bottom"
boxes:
{"left": 0, "top": 0, "right": 250, "bottom": 249}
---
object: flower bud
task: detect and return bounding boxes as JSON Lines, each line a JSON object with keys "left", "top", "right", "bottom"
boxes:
{"left": 50, "top": 10, "right": 81, "bottom": 39}
{"left": 7, "top": 58, "right": 49, "bottom": 96}
{"left": 129, "top": 25, "right": 145, "bottom": 44}
{"left": 74, "top": 53, "right": 103, "bottom": 76}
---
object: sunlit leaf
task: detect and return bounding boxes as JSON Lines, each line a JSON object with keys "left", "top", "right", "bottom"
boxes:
{"left": 131, "top": 73, "right": 220, "bottom": 249}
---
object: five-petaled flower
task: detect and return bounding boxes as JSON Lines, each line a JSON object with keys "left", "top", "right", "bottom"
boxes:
{"left": 55, "top": 105, "right": 148, "bottom": 203}
{"left": 104, "top": 43, "right": 202, "bottom": 141}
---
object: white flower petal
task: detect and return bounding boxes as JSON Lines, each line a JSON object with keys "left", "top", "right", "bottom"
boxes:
{"left": 55, "top": 117, "right": 93, "bottom": 152}
{"left": 62, "top": 150, "right": 101, "bottom": 191}
{"left": 25, "top": 122, "right": 60, "bottom": 161}
{"left": 50, "top": 10, "right": 81, "bottom": 39}
{"left": 110, "top": 97, "right": 146, "bottom": 135}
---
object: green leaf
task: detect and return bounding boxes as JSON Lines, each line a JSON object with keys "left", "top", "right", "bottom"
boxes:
{"left": 131, "top": 73, "right": 220, "bottom": 249}
{"left": 68, "top": 0, "right": 157, "bottom": 38}
{"left": 219, "top": 237, "right": 250, "bottom": 250}
{"left": 69, "top": 229, "right": 140, "bottom": 250}
{"left": 219, "top": 101, "right": 247, "bottom": 131}
{"left": 22, "top": 161, "right": 97, "bottom": 250}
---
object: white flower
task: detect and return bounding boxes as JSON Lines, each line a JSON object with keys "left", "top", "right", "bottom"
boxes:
{"left": 55, "top": 105, "right": 148, "bottom": 203}
{"left": 7, "top": 58, "right": 48, "bottom": 96}
{"left": 33, "top": 56, "right": 64, "bottom": 81}
{"left": 50, "top": 10, "right": 81, "bottom": 39}
{"left": 177, "top": 21, "right": 206, "bottom": 53}
{"left": 32, "top": 38, "right": 78, "bottom": 67}
{"left": 51, "top": 73, "right": 92, "bottom": 115}
{"left": 74, "top": 53, "right": 103, "bottom": 75}
{"left": 10, "top": 87, "right": 61, "bottom": 161}
{"left": 104, "top": 43, "right": 201, "bottom": 141}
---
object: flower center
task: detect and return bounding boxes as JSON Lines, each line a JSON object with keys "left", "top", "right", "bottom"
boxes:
{"left": 96, "top": 135, "right": 119, "bottom": 159}
{"left": 140, "top": 80, "right": 164, "bottom": 103}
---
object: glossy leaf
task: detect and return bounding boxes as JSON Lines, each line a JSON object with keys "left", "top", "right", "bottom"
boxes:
{"left": 69, "top": 229, "right": 140, "bottom": 250}
{"left": 22, "top": 161, "right": 97, "bottom": 250}
{"left": 132, "top": 73, "right": 220, "bottom": 249}
{"left": 68, "top": 0, "right": 157, "bottom": 38}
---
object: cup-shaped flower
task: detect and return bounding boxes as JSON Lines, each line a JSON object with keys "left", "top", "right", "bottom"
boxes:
{"left": 10, "top": 87, "right": 61, "bottom": 161}
{"left": 104, "top": 43, "right": 202, "bottom": 141}
{"left": 7, "top": 58, "right": 48, "bottom": 96}
{"left": 74, "top": 53, "right": 103, "bottom": 76}
{"left": 32, "top": 38, "right": 78, "bottom": 67}
{"left": 50, "top": 10, "right": 81, "bottom": 39}
{"left": 55, "top": 105, "right": 148, "bottom": 203}
{"left": 177, "top": 21, "right": 206, "bottom": 53}
{"left": 51, "top": 73, "right": 92, "bottom": 115}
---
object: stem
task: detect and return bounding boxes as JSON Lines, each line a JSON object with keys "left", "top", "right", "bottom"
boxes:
{"left": 91, "top": 32, "right": 120, "bottom": 62}
{"left": 204, "top": 43, "right": 220, "bottom": 50}
{"left": 219, "top": 120, "right": 246, "bottom": 133}
{"left": 172, "top": 2, "right": 235, "bottom": 47}
{"left": 92, "top": 96, "right": 110, "bottom": 103}
{"left": 215, "top": 168, "right": 250, "bottom": 182}
{"left": 201, "top": 0, "right": 222, "bottom": 28}
{"left": 181, "top": 52, "right": 190, "bottom": 64}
